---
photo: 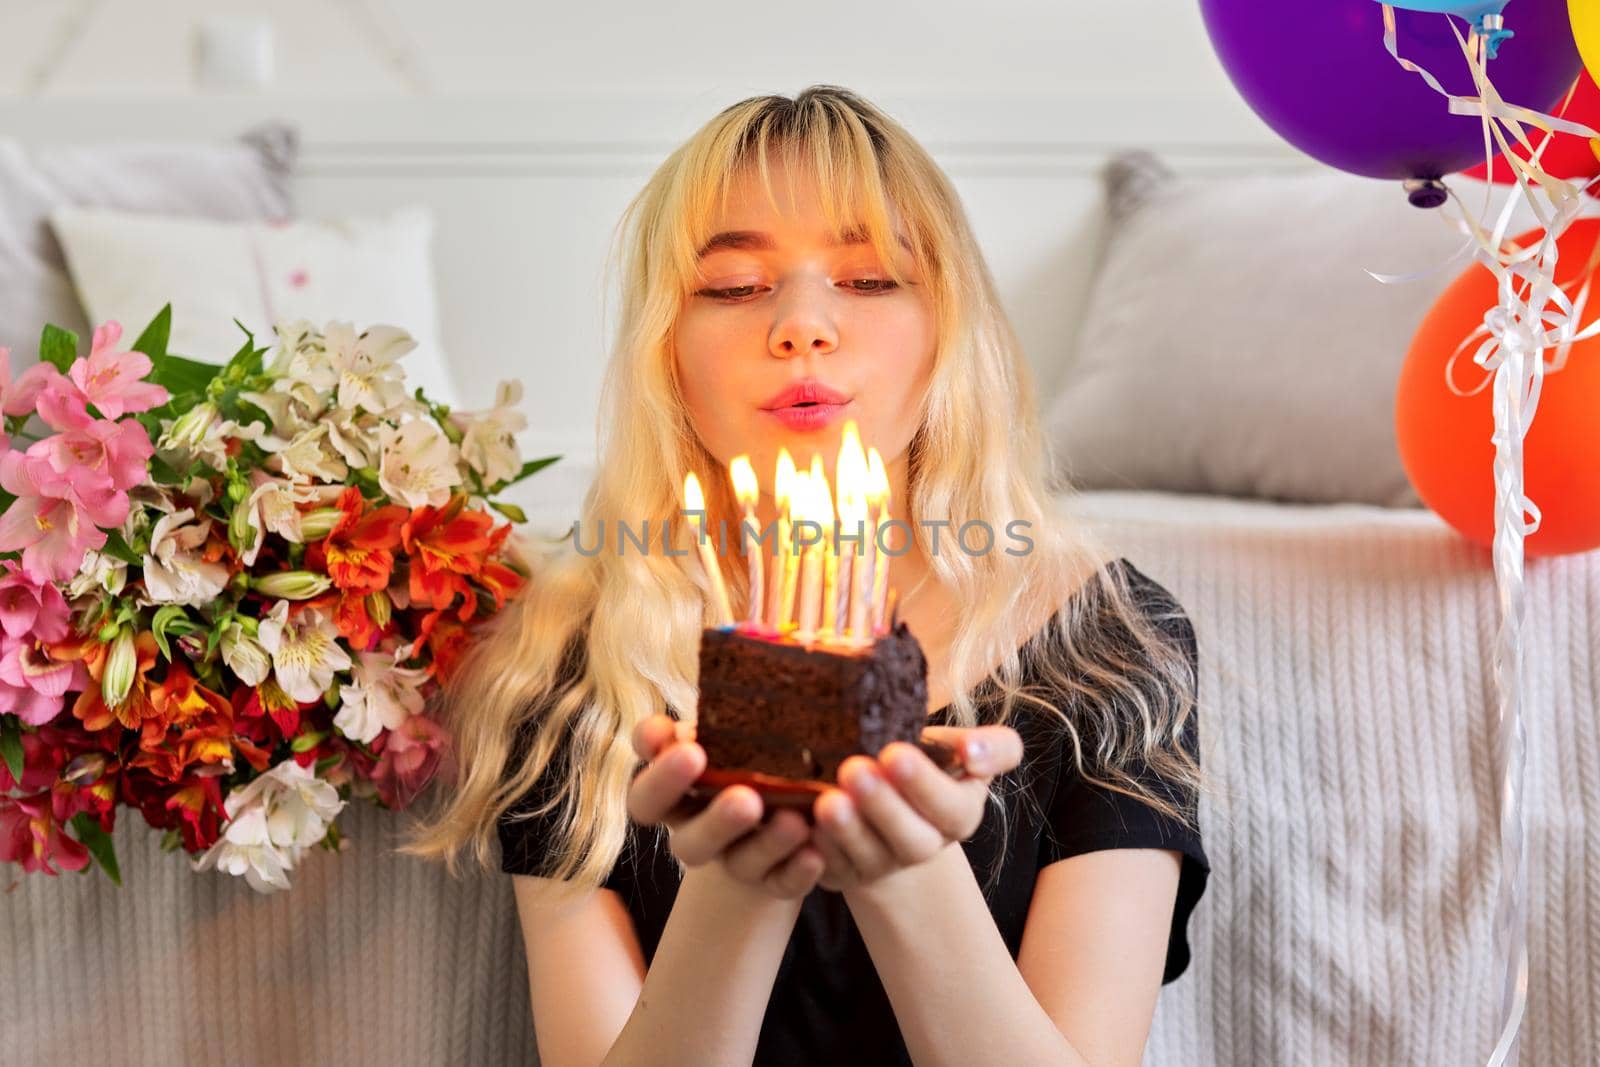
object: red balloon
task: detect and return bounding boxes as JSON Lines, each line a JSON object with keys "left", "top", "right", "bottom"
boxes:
{"left": 1397, "top": 220, "right": 1600, "bottom": 558}
{"left": 1462, "top": 71, "right": 1600, "bottom": 193}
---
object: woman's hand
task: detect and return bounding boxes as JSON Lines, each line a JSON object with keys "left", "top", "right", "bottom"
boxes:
{"left": 809, "top": 725, "right": 1024, "bottom": 893}
{"left": 627, "top": 713, "right": 827, "bottom": 900}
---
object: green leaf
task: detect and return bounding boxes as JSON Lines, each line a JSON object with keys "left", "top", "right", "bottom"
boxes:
{"left": 488, "top": 499, "right": 527, "bottom": 523}
{"left": 291, "top": 730, "right": 328, "bottom": 753}
{"left": 158, "top": 828, "right": 183, "bottom": 853}
{"left": 0, "top": 490, "right": 14, "bottom": 517}
{"left": 68, "top": 814, "right": 122, "bottom": 887}
{"left": 101, "top": 530, "right": 142, "bottom": 566}
{"left": 149, "top": 353, "right": 223, "bottom": 396}
{"left": 148, "top": 454, "right": 184, "bottom": 485}
{"left": 130, "top": 305, "right": 172, "bottom": 361}
{"left": 39, "top": 324, "right": 79, "bottom": 373}
{"left": 0, "top": 715, "right": 24, "bottom": 784}
{"left": 492, "top": 455, "right": 561, "bottom": 494}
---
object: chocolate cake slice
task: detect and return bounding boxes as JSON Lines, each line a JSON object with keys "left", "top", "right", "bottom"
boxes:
{"left": 694, "top": 619, "right": 931, "bottom": 783}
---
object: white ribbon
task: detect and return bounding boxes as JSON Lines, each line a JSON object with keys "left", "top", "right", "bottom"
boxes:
{"left": 1372, "top": 9, "right": 1600, "bottom": 1065}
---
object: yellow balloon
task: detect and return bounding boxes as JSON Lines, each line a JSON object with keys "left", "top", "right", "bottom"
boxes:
{"left": 1576, "top": 0, "right": 1600, "bottom": 87}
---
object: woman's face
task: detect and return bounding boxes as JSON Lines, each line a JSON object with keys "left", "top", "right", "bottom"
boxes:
{"left": 672, "top": 159, "right": 936, "bottom": 511}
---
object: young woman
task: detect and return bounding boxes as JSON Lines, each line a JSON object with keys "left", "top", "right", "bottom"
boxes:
{"left": 403, "top": 85, "right": 1211, "bottom": 1067}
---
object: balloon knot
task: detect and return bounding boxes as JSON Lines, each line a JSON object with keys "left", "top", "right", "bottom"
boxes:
{"left": 1474, "top": 15, "right": 1513, "bottom": 60}
{"left": 1404, "top": 177, "right": 1449, "bottom": 210}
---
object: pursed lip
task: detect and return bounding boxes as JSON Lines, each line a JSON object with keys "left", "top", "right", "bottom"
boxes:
{"left": 759, "top": 378, "right": 853, "bottom": 411}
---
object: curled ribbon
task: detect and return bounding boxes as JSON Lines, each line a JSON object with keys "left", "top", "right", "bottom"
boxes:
{"left": 1371, "top": 9, "right": 1600, "bottom": 1066}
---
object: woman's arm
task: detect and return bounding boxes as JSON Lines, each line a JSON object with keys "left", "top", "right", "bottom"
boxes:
{"left": 599, "top": 862, "right": 804, "bottom": 1067}
{"left": 844, "top": 843, "right": 1180, "bottom": 1067}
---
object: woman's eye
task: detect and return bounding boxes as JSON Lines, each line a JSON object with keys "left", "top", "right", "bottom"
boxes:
{"left": 845, "top": 278, "right": 899, "bottom": 293}
{"left": 696, "top": 279, "right": 900, "bottom": 302}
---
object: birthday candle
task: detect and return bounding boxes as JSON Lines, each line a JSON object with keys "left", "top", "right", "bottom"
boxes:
{"left": 795, "top": 470, "right": 823, "bottom": 644}
{"left": 729, "top": 455, "right": 763, "bottom": 628}
{"left": 836, "top": 422, "right": 869, "bottom": 646}
{"left": 766, "top": 449, "right": 796, "bottom": 632}
{"left": 682, "top": 472, "right": 735, "bottom": 627}
{"left": 813, "top": 454, "right": 839, "bottom": 640}
{"left": 866, "top": 448, "right": 892, "bottom": 635}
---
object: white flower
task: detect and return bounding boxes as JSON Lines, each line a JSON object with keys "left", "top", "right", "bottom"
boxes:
{"left": 243, "top": 378, "right": 330, "bottom": 449}
{"left": 158, "top": 400, "right": 264, "bottom": 472}
{"left": 325, "top": 406, "right": 387, "bottom": 469}
{"left": 141, "top": 508, "right": 230, "bottom": 607}
{"left": 258, "top": 758, "right": 345, "bottom": 860}
{"left": 335, "top": 648, "right": 429, "bottom": 744}
{"left": 257, "top": 601, "right": 353, "bottom": 704}
{"left": 67, "top": 549, "right": 127, "bottom": 599}
{"left": 452, "top": 380, "right": 528, "bottom": 486}
{"left": 325, "top": 322, "right": 415, "bottom": 416}
{"left": 269, "top": 423, "right": 348, "bottom": 484}
{"left": 191, "top": 806, "right": 292, "bottom": 893}
{"left": 235, "top": 472, "right": 332, "bottom": 566}
{"left": 378, "top": 419, "right": 461, "bottom": 508}
{"left": 219, "top": 620, "right": 271, "bottom": 686}
{"left": 191, "top": 759, "right": 345, "bottom": 894}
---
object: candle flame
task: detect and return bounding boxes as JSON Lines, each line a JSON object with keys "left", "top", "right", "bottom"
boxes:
{"left": 808, "top": 453, "right": 834, "bottom": 526}
{"left": 866, "top": 446, "right": 889, "bottom": 508}
{"left": 683, "top": 470, "right": 706, "bottom": 514}
{"left": 774, "top": 447, "right": 796, "bottom": 510}
{"left": 836, "top": 420, "right": 869, "bottom": 524}
{"left": 730, "top": 455, "right": 758, "bottom": 506}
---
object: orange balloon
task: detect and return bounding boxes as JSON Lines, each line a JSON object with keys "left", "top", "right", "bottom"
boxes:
{"left": 1397, "top": 219, "right": 1600, "bottom": 558}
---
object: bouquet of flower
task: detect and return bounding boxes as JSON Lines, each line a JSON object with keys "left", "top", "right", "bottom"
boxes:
{"left": 0, "top": 307, "right": 552, "bottom": 892}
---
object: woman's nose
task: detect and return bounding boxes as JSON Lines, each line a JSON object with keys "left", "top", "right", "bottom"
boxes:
{"left": 769, "top": 287, "right": 839, "bottom": 358}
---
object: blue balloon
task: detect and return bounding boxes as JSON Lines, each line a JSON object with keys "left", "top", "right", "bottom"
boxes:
{"left": 1377, "top": 0, "right": 1515, "bottom": 56}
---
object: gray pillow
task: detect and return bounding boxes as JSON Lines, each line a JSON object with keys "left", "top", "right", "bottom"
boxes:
{"left": 0, "top": 122, "right": 296, "bottom": 365}
{"left": 1043, "top": 150, "right": 1497, "bottom": 508}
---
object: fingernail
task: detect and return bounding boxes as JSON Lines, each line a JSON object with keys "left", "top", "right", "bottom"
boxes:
{"left": 889, "top": 750, "right": 916, "bottom": 783}
{"left": 966, "top": 737, "right": 988, "bottom": 764}
{"left": 849, "top": 765, "right": 879, "bottom": 796}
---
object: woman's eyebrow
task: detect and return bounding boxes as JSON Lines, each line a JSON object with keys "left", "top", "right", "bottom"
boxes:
{"left": 696, "top": 227, "right": 912, "bottom": 259}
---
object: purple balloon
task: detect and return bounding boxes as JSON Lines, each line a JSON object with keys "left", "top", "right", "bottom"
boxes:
{"left": 1199, "top": 0, "right": 1582, "bottom": 183}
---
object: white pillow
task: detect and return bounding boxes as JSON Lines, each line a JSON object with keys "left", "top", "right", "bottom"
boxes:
{"left": 1043, "top": 151, "right": 1541, "bottom": 508}
{"left": 48, "top": 205, "right": 458, "bottom": 410}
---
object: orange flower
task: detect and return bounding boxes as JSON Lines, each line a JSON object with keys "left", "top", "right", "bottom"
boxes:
{"left": 401, "top": 495, "right": 493, "bottom": 613}
{"left": 418, "top": 609, "right": 470, "bottom": 682}
{"left": 311, "top": 486, "right": 407, "bottom": 594}
{"left": 65, "top": 632, "right": 163, "bottom": 734}
{"left": 128, "top": 661, "right": 235, "bottom": 782}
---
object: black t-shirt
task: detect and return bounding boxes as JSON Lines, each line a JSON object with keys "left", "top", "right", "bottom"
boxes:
{"left": 498, "top": 557, "right": 1210, "bottom": 1065}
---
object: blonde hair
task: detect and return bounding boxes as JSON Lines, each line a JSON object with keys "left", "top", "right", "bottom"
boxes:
{"left": 398, "top": 85, "right": 1209, "bottom": 902}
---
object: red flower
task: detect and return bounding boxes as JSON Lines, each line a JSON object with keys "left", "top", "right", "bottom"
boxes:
{"left": 309, "top": 486, "right": 407, "bottom": 594}
{"left": 63, "top": 632, "right": 163, "bottom": 734}
{"left": 417, "top": 609, "right": 470, "bottom": 682}
{"left": 0, "top": 793, "right": 89, "bottom": 875}
{"left": 401, "top": 496, "right": 493, "bottom": 614}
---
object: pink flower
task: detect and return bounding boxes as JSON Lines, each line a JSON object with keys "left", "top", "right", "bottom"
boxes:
{"left": 368, "top": 713, "right": 449, "bottom": 809}
{"left": 0, "top": 452, "right": 125, "bottom": 583}
{"left": 0, "top": 634, "right": 87, "bottom": 726}
{"left": 0, "top": 728, "right": 64, "bottom": 793}
{"left": 0, "top": 793, "right": 90, "bottom": 876}
{"left": 26, "top": 419, "right": 153, "bottom": 495}
{"left": 0, "top": 348, "right": 65, "bottom": 441}
{"left": 0, "top": 560, "right": 70, "bottom": 642}
{"left": 68, "top": 322, "right": 169, "bottom": 419}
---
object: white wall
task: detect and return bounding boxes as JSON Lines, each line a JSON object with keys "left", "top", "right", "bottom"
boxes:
{"left": 0, "top": 0, "right": 1258, "bottom": 108}
{"left": 0, "top": 0, "right": 1315, "bottom": 535}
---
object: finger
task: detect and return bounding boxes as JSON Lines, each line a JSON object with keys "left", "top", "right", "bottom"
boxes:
{"left": 920, "top": 725, "right": 1025, "bottom": 778}
{"left": 627, "top": 740, "right": 705, "bottom": 825}
{"left": 839, "top": 755, "right": 946, "bottom": 867}
{"left": 815, "top": 781, "right": 900, "bottom": 877}
{"left": 812, "top": 799, "right": 864, "bottom": 895}
{"left": 721, "top": 808, "right": 811, "bottom": 884}
{"left": 765, "top": 843, "right": 826, "bottom": 899}
{"left": 670, "top": 784, "right": 764, "bottom": 866}
{"left": 630, "top": 714, "right": 679, "bottom": 763}
{"left": 879, "top": 741, "right": 988, "bottom": 841}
